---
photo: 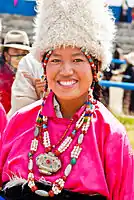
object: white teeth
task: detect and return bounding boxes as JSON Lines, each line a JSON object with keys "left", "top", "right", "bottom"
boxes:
{"left": 59, "top": 80, "right": 76, "bottom": 86}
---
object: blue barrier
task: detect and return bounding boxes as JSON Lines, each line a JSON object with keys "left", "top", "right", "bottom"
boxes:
{"left": 100, "top": 80, "right": 134, "bottom": 90}
{"left": 0, "top": 0, "right": 36, "bottom": 16}
{"left": 111, "top": 59, "right": 126, "bottom": 64}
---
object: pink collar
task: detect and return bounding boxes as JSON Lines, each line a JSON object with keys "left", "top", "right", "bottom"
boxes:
{"left": 42, "top": 92, "right": 86, "bottom": 121}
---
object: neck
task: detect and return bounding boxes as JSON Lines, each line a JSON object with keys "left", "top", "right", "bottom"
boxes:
{"left": 56, "top": 93, "right": 88, "bottom": 119}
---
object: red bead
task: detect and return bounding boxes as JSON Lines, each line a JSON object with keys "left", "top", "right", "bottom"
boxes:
{"left": 45, "top": 146, "right": 52, "bottom": 153}
{"left": 48, "top": 190, "right": 54, "bottom": 197}
{"left": 83, "top": 130, "right": 86, "bottom": 135}
{"left": 54, "top": 150, "right": 60, "bottom": 156}
{"left": 46, "top": 159, "right": 51, "bottom": 164}
{"left": 70, "top": 133, "right": 75, "bottom": 139}
{"left": 43, "top": 128, "right": 47, "bottom": 132}
{"left": 31, "top": 185, "right": 38, "bottom": 192}
{"left": 62, "top": 175, "right": 67, "bottom": 181}
{"left": 87, "top": 55, "right": 91, "bottom": 59}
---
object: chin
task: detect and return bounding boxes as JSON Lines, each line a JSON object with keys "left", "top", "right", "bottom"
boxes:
{"left": 55, "top": 91, "right": 82, "bottom": 101}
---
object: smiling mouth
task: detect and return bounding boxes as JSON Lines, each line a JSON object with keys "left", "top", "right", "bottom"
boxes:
{"left": 57, "top": 80, "right": 78, "bottom": 86}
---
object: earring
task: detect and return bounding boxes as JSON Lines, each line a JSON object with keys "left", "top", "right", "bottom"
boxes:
{"left": 41, "top": 66, "right": 49, "bottom": 99}
{"left": 88, "top": 87, "right": 94, "bottom": 102}
{"left": 41, "top": 50, "right": 53, "bottom": 99}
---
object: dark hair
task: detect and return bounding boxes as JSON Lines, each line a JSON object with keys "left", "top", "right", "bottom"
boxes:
{"left": 2, "top": 47, "right": 9, "bottom": 61}
{"left": 93, "top": 82, "right": 102, "bottom": 101}
{"left": 0, "top": 47, "right": 9, "bottom": 67}
{"left": 91, "top": 57, "right": 102, "bottom": 101}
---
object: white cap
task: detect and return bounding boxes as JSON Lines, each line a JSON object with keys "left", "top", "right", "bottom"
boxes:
{"left": 4, "top": 30, "right": 31, "bottom": 51}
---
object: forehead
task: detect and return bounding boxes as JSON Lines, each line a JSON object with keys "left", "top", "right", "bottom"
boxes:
{"left": 51, "top": 46, "right": 84, "bottom": 56}
{"left": 8, "top": 47, "right": 27, "bottom": 54}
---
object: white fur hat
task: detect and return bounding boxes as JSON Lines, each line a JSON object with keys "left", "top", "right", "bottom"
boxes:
{"left": 31, "top": 0, "right": 116, "bottom": 70}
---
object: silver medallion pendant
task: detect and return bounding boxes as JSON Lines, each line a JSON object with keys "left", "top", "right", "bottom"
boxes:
{"left": 36, "top": 152, "right": 62, "bottom": 175}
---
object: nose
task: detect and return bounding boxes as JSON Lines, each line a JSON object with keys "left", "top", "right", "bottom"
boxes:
{"left": 59, "top": 62, "right": 74, "bottom": 76}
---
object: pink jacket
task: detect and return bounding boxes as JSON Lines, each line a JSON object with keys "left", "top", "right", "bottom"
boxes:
{"left": 0, "top": 103, "right": 7, "bottom": 134}
{"left": 0, "top": 92, "right": 134, "bottom": 199}
{"left": 0, "top": 103, "right": 7, "bottom": 152}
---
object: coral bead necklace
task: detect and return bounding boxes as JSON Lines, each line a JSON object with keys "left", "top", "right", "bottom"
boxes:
{"left": 27, "top": 94, "right": 96, "bottom": 197}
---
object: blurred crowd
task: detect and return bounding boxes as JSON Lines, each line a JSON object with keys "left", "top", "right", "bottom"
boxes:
{"left": 105, "top": 0, "right": 134, "bottom": 23}
{"left": 102, "top": 43, "right": 134, "bottom": 115}
{"left": 0, "top": 29, "right": 134, "bottom": 118}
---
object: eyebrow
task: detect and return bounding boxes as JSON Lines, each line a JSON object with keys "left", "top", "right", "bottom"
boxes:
{"left": 51, "top": 52, "right": 84, "bottom": 57}
{"left": 72, "top": 53, "right": 84, "bottom": 57}
{"left": 51, "top": 53, "right": 61, "bottom": 57}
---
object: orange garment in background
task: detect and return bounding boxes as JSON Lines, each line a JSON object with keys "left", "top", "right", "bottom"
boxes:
{"left": 0, "top": 63, "right": 15, "bottom": 113}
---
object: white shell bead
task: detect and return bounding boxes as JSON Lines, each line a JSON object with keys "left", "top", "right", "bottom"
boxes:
{"left": 35, "top": 190, "right": 49, "bottom": 196}
{"left": 64, "top": 164, "right": 72, "bottom": 176}
{"left": 28, "top": 159, "right": 33, "bottom": 170}
{"left": 34, "top": 127, "right": 39, "bottom": 137}
{"left": 78, "top": 134, "right": 84, "bottom": 144}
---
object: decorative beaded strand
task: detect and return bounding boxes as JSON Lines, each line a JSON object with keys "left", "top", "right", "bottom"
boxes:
{"left": 27, "top": 98, "right": 95, "bottom": 197}
{"left": 27, "top": 48, "right": 97, "bottom": 197}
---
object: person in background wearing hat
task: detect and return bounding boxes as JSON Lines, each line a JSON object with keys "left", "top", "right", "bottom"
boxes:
{"left": 8, "top": 53, "right": 44, "bottom": 117}
{"left": 0, "top": 0, "right": 134, "bottom": 200}
{"left": 0, "top": 30, "right": 30, "bottom": 113}
{"left": 122, "top": 52, "right": 134, "bottom": 115}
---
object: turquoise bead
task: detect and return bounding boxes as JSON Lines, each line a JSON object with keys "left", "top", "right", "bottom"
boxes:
{"left": 43, "top": 124, "right": 47, "bottom": 128}
{"left": 72, "top": 130, "right": 76, "bottom": 135}
{"left": 71, "top": 158, "right": 77, "bottom": 165}
{"left": 28, "top": 152, "right": 33, "bottom": 158}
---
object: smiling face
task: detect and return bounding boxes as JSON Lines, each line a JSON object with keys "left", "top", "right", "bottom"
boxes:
{"left": 46, "top": 46, "right": 93, "bottom": 101}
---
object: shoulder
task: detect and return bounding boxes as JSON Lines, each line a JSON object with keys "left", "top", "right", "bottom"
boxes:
{"left": 0, "top": 103, "right": 7, "bottom": 133}
{"left": 3, "top": 100, "right": 42, "bottom": 141}
{"left": 0, "top": 103, "right": 6, "bottom": 116}
{"left": 19, "top": 53, "right": 42, "bottom": 70}
{"left": 18, "top": 53, "right": 34, "bottom": 70}
{"left": 94, "top": 101, "right": 126, "bottom": 135}
{"left": 11, "top": 99, "right": 42, "bottom": 120}
{"left": 18, "top": 53, "right": 43, "bottom": 77}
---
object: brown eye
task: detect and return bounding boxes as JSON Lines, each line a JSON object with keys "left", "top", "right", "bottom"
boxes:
{"left": 51, "top": 59, "right": 61, "bottom": 63}
{"left": 73, "top": 59, "right": 84, "bottom": 63}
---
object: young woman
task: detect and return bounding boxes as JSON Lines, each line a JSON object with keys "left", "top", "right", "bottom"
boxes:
{"left": 0, "top": 0, "right": 133, "bottom": 199}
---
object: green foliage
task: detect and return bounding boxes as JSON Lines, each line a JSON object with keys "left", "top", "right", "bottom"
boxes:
{"left": 116, "top": 115, "right": 134, "bottom": 148}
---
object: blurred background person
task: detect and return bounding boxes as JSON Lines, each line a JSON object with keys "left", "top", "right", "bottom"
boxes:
{"left": 105, "top": 0, "right": 134, "bottom": 23}
{"left": 101, "top": 43, "right": 123, "bottom": 107}
{"left": 123, "top": 52, "right": 134, "bottom": 115}
{"left": 0, "top": 30, "right": 30, "bottom": 113}
{"left": 8, "top": 53, "right": 44, "bottom": 117}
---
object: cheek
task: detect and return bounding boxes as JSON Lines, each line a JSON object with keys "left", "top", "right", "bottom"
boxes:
{"left": 46, "top": 66, "right": 57, "bottom": 85}
{"left": 78, "top": 65, "right": 93, "bottom": 84}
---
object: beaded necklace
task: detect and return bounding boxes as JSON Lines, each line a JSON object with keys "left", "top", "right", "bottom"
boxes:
{"left": 27, "top": 48, "right": 98, "bottom": 197}
{"left": 27, "top": 94, "right": 96, "bottom": 197}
